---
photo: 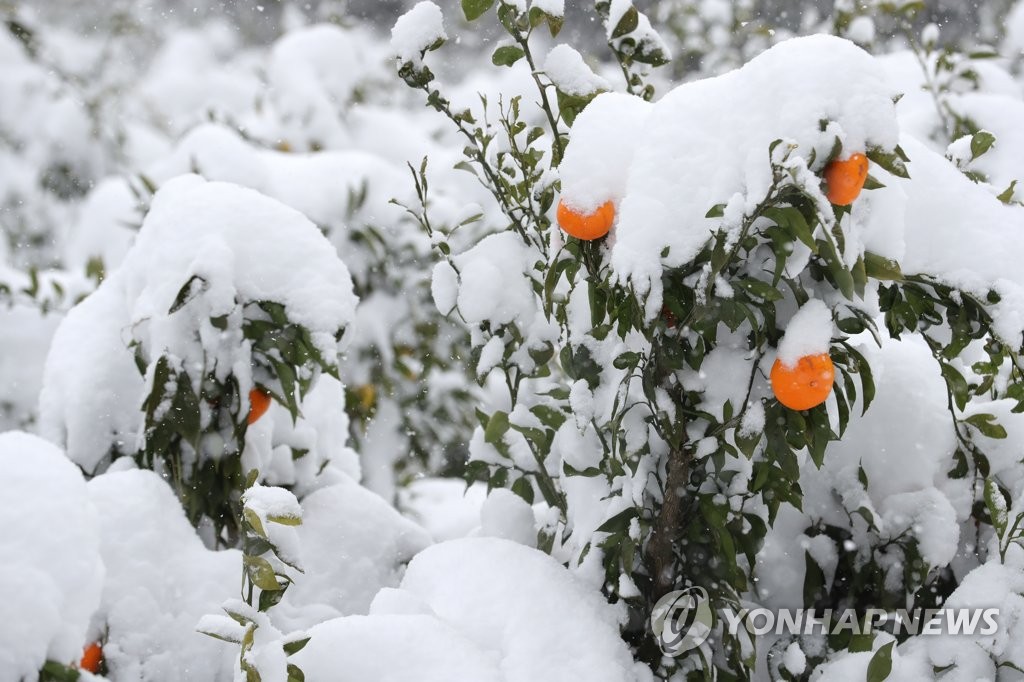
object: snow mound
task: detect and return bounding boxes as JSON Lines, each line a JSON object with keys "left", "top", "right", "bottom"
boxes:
{"left": 0, "top": 305, "right": 61, "bottom": 430}
{"left": 277, "top": 474, "right": 432, "bottom": 627}
{"left": 0, "top": 432, "right": 104, "bottom": 682}
{"left": 543, "top": 45, "right": 610, "bottom": 97}
{"left": 293, "top": 538, "right": 649, "bottom": 681}
{"left": 562, "top": 34, "right": 899, "bottom": 308}
{"left": 87, "top": 469, "right": 237, "bottom": 680}
{"left": 558, "top": 92, "right": 652, "bottom": 214}
{"left": 391, "top": 2, "right": 446, "bottom": 66}
{"left": 894, "top": 136, "right": 1024, "bottom": 340}
{"left": 295, "top": 614, "right": 502, "bottom": 681}
{"left": 376, "top": 537, "right": 650, "bottom": 682}
{"left": 120, "top": 174, "right": 356, "bottom": 335}
{"left": 39, "top": 174, "right": 357, "bottom": 472}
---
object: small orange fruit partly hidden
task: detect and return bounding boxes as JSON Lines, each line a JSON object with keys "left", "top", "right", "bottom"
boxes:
{"left": 80, "top": 642, "right": 103, "bottom": 673}
{"left": 823, "top": 153, "right": 869, "bottom": 206}
{"left": 770, "top": 353, "right": 835, "bottom": 411}
{"left": 247, "top": 388, "right": 272, "bottom": 425}
{"left": 556, "top": 199, "right": 615, "bottom": 240}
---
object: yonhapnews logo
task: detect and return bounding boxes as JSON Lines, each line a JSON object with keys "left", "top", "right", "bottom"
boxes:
{"left": 651, "top": 587, "right": 715, "bottom": 655}
{"left": 652, "top": 588, "right": 1001, "bottom": 656}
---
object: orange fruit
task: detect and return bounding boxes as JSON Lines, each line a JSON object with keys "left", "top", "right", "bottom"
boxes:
{"left": 661, "top": 304, "right": 679, "bottom": 329}
{"left": 557, "top": 199, "right": 615, "bottom": 240}
{"left": 247, "top": 388, "right": 272, "bottom": 425}
{"left": 80, "top": 642, "right": 102, "bottom": 673}
{"left": 770, "top": 353, "right": 835, "bottom": 410}
{"left": 823, "top": 153, "right": 869, "bottom": 206}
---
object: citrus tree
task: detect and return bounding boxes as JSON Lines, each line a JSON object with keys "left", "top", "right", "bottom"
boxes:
{"left": 394, "top": 1, "right": 1024, "bottom": 678}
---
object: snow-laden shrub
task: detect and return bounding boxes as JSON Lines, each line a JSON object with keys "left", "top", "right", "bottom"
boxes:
{"left": 395, "top": 1, "right": 1024, "bottom": 678}
{"left": 39, "top": 174, "right": 358, "bottom": 544}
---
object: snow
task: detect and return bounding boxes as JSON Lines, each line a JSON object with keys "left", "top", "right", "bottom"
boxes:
{"left": 543, "top": 45, "right": 610, "bottom": 97}
{"left": 561, "top": 35, "right": 900, "bottom": 313}
{"left": 431, "top": 261, "right": 459, "bottom": 315}
{"left": 39, "top": 174, "right": 358, "bottom": 472}
{"left": 845, "top": 16, "right": 875, "bottom": 45}
{"left": 370, "top": 538, "right": 651, "bottom": 682}
{"left": 296, "top": 614, "right": 503, "bottom": 681}
{"left": 782, "top": 642, "right": 806, "bottom": 675}
{"left": 391, "top": 2, "right": 446, "bottom": 66}
{"left": 242, "top": 483, "right": 302, "bottom": 526}
{"left": 124, "top": 175, "right": 356, "bottom": 335}
{"left": 777, "top": 299, "right": 833, "bottom": 367}
{"left": 8, "top": 5, "right": 1024, "bottom": 681}
{"left": 532, "top": 0, "right": 565, "bottom": 17}
{"left": 86, "top": 469, "right": 237, "bottom": 680}
{"left": 0, "top": 432, "right": 103, "bottom": 682}
{"left": 895, "top": 136, "right": 1024, "bottom": 340}
{"left": 0, "top": 306, "right": 60, "bottom": 430}
{"left": 479, "top": 488, "right": 537, "bottom": 546}
{"left": 452, "top": 232, "right": 538, "bottom": 326}
{"left": 558, "top": 92, "right": 652, "bottom": 214}
{"left": 398, "top": 478, "right": 489, "bottom": 542}
{"left": 277, "top": 474, "right": 431, "bottom": 625}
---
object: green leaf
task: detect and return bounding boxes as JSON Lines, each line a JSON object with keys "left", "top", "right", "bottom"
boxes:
{"left": 168, "top": 274, "right": 207, "bottom": 314}
{"left": 483, "top": 411, "right": 510, "bottom": 446}
{"left": 613, "top": 351, "right": 640, "bottom": 370}
{"left": 866, "top": 641, "right": 895, "bottom": 682}
{"left": 528, "top": 6, "right": 563, "bottom": 36}
{"left": 940, "top": 363, "right": 970, "bottom": 411}
{"left": 244, "top": 555, "right": 282, "bottom": 591}
{"left": 867, "top": 147, "right": 910, "bottom": 179}
{"left": 462, "top": 0, "right": 495, "bottom": 21}
{"left": 244, "top": 508, "right": 268, "bottom": 539}
{"left": 511, "top": 475, "right": 535, "bottom": 504}
{"left": 808, "top": 409, "right": 832, "bottom": 468}
{"left": 610, "top": 5, "right": 639, "bottom": 38}
{"left": 555, "top": 88, "right": 600, "bottom": 127}
{"left": 965, "top": 413, "right": 1007, "bottom": 439}
{"left": 283, "top": 636, "right": 311, "bottom": 656}
{"left": 259, "top": 586, "right": 286, "bottom": 611}
{"left": 268, "top": 513, "right": 303, "bottom": 526}
{"left": 984, "top": 478, "right": 1009, "bottom": 536}
{"left": 39, "top": 661, "right": 81, "bottom": 682}
{"left": 596, "top": 507, "right": 636, "bottom": 534}
{"left": 864, "top": 252, "right": 903, "bottom": 281}
{"left": 997, "top": 180, "right": 1018, "bottom": 204}
{"left": 803, "top": 551, "right": 825, "bottom": 607}
{"left": 492, "top": 45, "right": 525, "bottom": 67}
{"left": 970, "top": 130, "right": 996, "bottom": 160}
{"left": 286, "top": 663, "right": 305, "bottom": 682}
{"left": 735, "top": 278, "right": 783, "bottom": 302}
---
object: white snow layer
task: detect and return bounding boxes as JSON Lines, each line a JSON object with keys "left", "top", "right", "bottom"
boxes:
{"left": 543, "top": 44, "right": 610, "bottom": 97}
{"left": 391, "top": 2, "right": 446, "bottom": 65}
{"left": 777, "top": 298, "right": 833, "bottom": 366}
{"left": 561, "top": 34, "right": 899, "bottom": 311}
{"left": 0, "top": 432, "right": 104, "bottom": 682}
{"left": 293, "top": 538, "right": 652, "bottom": 682}
{"left": 38, "top": 174, "right": 357, "bottom": 471}
{"left": 87, "top": 469, "right": 238, "bottom": 680}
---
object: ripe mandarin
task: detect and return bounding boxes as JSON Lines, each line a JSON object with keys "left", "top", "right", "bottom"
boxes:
{"left": 770, "top": 353, "right": 835, "bottom": 410}
{"left": 556, "top": 199, "right": 615, "bottom": 240}
{"left": 823, "top": 153, "right": 869, "bottom": 206}
{"left": 80, "top": 642, "right": 103, "bottom": 673}
{"left": 247, "top": 388, "right": 272, "bottom": 425}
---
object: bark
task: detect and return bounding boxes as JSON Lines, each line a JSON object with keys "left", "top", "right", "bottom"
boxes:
{"left": 647, "top": 442, "right": 689, "bottom": 602}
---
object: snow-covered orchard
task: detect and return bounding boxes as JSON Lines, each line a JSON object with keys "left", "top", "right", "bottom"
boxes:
{"left": 4, "top": 0, "right": 1024, "bottom": 679}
